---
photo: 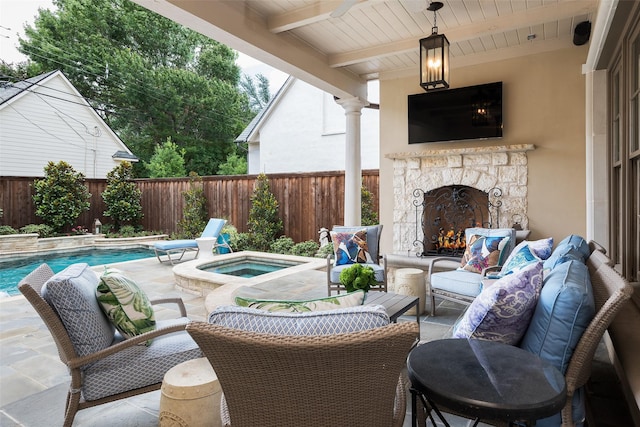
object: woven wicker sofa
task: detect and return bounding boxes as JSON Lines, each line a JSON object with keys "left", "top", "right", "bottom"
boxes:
{"left": 438, "top": 235, "right": 634, "bottom": 427}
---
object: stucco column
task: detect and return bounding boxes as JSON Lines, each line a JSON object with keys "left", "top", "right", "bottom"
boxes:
{"left": 336, "top": 97, "right": 366, "bottom": 226}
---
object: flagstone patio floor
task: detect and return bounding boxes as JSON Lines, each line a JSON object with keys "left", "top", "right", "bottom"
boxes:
{"left": 0, "top": 257, "right": 633, "bottom": 426}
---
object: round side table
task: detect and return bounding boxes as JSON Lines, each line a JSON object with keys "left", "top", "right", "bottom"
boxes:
{"left": 408, "top": 339, "right": 566, "bottom": 426}
{"left": 394, "top": 268, "right": 426, "bottom": 315}
{"left": 196, "top": 237, "right": 217, "bottom": 259}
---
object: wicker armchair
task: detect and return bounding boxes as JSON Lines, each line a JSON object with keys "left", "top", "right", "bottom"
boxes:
{"left": 186, "top": 320, "right": 418, "bottom": 427}
{"left": 18, "top": 263, "right": 202, "bottom": 427}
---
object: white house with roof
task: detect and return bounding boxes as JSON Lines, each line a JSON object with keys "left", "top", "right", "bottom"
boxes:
{"left": 0, "top": 70, "right": 138, "bottom": 179}
{"left": 235, "top": 77, "right": 379, "bottom": 174}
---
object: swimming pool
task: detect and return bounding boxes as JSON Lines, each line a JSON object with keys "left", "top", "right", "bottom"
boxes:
{"left": 0, "top": 247, "right": 156, "bottom": 296}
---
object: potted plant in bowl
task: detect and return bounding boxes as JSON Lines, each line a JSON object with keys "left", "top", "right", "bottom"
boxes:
{"left": 339, "top": 264, "right": 377, "bottom": 292}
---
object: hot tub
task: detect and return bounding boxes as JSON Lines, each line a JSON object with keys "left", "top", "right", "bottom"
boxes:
{"left": 172, "top": 251, "right": 326, "bottom": 295}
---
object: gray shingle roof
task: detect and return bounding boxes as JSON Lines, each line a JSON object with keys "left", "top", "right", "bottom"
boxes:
{"left": 0, "top": 70, "right": 58, "bottom": 105}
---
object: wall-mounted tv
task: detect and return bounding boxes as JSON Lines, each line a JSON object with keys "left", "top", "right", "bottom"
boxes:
{"left": 408, "top": 82, "right": 503, "bottom": 144}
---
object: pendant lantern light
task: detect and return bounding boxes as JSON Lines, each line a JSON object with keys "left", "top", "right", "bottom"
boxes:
{"left": 420, "top": 1, "right": 450, "bottom": 91}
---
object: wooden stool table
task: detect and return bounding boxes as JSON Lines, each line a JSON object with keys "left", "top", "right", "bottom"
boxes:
{"left": 159, "top": 357, "right": 222, "bottom": 427}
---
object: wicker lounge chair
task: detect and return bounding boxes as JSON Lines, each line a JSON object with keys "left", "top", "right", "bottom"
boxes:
{"left": 18, "top": 263, "right": 202, "bottom": 427}
{"left": 153, "top": 217, "right": 228, "bottom": 264}
{"left": 186, "top": 320, "right": 417, "bottom": 427}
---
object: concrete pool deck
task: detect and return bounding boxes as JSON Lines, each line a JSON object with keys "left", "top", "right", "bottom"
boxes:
{"left": 0, "top": 256, "right": 634, "bottom": 426}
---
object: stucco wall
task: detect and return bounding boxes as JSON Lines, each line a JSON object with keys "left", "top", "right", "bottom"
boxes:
{"left": 252, "top": 79, "right": 379, "bottom": 174}
{"left": 379, "top": 46, "right": 589, "bottom": 253}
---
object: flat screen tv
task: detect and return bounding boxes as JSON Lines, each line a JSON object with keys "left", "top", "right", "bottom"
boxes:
{"left": 408, "top": 82, "right": 503, "bottom": 144}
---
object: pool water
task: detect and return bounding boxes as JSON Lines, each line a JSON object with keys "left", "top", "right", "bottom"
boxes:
{"left": 200, "top": 260, "right": 290, "bottom": 278}
{"left": 0, "top": 247, "right": 156, "bottom": 296}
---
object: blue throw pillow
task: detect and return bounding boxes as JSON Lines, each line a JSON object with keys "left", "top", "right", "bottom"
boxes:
{"left": 543, "top": 243, "right": 586, "bottom": 270}
{"left": 520, "top": 260, "right": 595, "bottom": 374}
{"left": 497, "top": 238, "right": 554, "bottom": 277}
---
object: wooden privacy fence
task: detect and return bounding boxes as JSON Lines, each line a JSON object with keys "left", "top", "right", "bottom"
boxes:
{"left": 0, "top": 170, "right": 379, "bottom": 243}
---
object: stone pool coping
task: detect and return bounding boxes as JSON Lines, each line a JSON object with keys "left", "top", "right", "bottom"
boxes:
{"left": 0, "top": 235, "right": 167, "bottom": 260}
{"left": 172, "top": 251, "right": 327, "bottom": 297}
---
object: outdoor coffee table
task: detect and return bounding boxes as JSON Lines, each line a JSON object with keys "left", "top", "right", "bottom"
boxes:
{"left": 364, "top": 290, "right": 420, "bottom": 328}
{"left": 407, "top": 338, "right": 566, "bottom": 427}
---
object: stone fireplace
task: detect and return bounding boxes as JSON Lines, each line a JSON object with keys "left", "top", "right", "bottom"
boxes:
{"left": 386, "top": 144, "right": 535, "bottom": 255}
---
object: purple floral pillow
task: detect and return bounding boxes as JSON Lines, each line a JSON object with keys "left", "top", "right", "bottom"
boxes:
{"left": 453, "top": 262, "right": 543, "bottom": 345}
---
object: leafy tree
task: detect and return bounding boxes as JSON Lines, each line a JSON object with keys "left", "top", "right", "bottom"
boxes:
{"left": 247, "top": 173, "right": 282, "bottom": 251}
{"left": 32, "top": 161, "right": 91, "bottom": 232}
{"left": 217, "top": 152, "right": 248, "bottom": 175}
{"left": 0, "top": 60, "right": 44, "bottom": 82}
{"left": 361, "top": 185, "right": 379, "bottom": 226}
{"left": 18, "top": 0, "right": 253, "bottom": 177}
{"left": 145, "top": 137, "right": 186, "bottom": 178}
{"left": 177, "top": 173, "right": 208, "bottom": 238}
{"left": 239, "top": 73, "right": 271, "bottom": 113}
{"left": 102, "top": 162, "right": 143, "bottom": 229}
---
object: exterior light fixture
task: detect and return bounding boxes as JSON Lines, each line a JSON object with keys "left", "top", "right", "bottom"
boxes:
{"left": 420, "top": 1, "right": 449, "bottom": 91}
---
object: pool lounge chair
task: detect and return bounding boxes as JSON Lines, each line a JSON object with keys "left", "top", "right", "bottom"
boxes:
{"left": 154, "top": 218, "right": 227, "bottom": 264}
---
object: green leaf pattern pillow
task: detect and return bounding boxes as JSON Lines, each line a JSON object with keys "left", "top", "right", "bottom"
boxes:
{"left": 235, "top": 290, "right": 365, "bottom": 312}
{"left": 96, "top": 267, "right": 156, "bottom": 340}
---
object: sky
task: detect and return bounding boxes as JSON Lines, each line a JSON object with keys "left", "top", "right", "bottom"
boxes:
{"left": 0, "top": 0, "right": 289, "bottom": 94}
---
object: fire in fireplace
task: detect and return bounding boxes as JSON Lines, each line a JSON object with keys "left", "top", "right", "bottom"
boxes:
{"left": 412, "top": 185, "right": 502, "bottom": 257}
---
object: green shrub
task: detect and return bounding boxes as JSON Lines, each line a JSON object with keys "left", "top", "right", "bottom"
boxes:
{"left": 117, "top": 225, "right": 137, "bottom": 237}
{"left": 247, "top": 173, "right": 283, "bottom": 251}
{"left": 315, "top": 243, "right": 334, "bottom": 258}
{"left": 290, "top": 240, "right": 319, "bottom": 257}
{"left": 19, "top": 224, "right": 54, "bottom": 238}
{"left": 0, "top": 225, "right": 18, "bottom": 235}
{"left": 220, "top": 223, "right": 239, "bottom": 251}
{"left": 270, "top": 236, "right": 295, "bottom": 254}
{"left": 177, "top": 173, "right": 208, "bottom": 238}
{"left": 32, "top": 161, "right": 91, "bottom": 232}
{"left": 101, "top": 223, "right": 114, "bottom": 234}
{"left": 102, "top": 162, "right": 143, "bottom": 230}
{"left": 361, "top": 185, "right": 378, "bottom": 226}
{"left": 235, "top": 232, "right": 254, "bottom": 251}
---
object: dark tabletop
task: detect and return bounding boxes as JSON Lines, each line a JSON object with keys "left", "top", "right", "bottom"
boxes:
{"left": 408, "top": 338, "right": 567, "bottom": 422}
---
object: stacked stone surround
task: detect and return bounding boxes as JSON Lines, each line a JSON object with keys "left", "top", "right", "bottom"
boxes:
{"left": 386, "top": 144, "right": 535, "bottom": 254}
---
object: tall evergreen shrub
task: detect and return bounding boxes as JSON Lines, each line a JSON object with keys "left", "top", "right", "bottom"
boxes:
{"left": 178, "top": 172, "right": 208, "bottom": 238}
{"left": 32, "top": 161, "right": 90, "bottom": 232}
{"left": 102, "top": 162, "right": 143, "bottom": 229}
{"left": 247, "top": 173, "right": 283, "bottom": 251}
